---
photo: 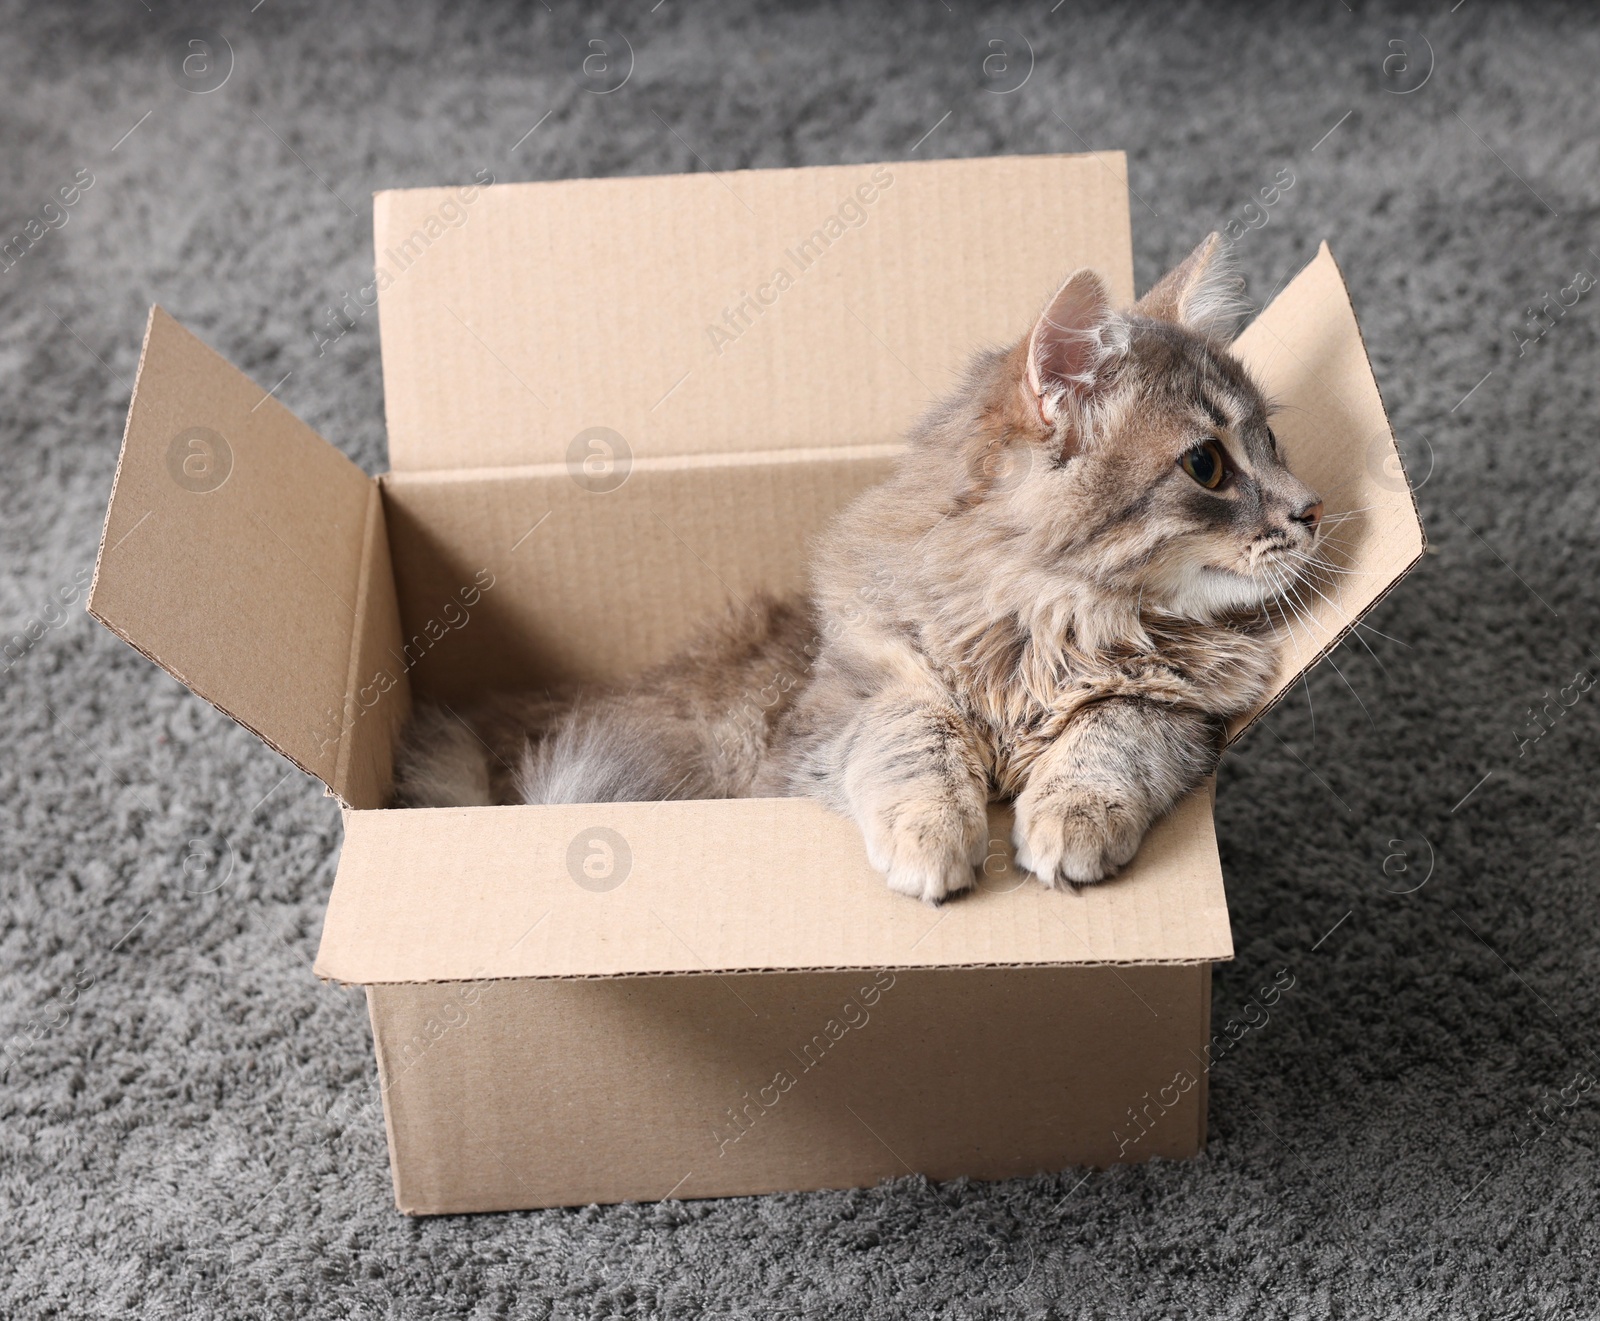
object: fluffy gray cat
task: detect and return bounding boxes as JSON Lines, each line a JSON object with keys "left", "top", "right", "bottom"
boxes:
{"left": 395, "top": 234, "right": 1324, "bottom": 902}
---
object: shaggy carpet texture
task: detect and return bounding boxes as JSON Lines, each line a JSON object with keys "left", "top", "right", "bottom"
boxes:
{"left": 3, "top": 0, "right": 1598, "bottom": 1316}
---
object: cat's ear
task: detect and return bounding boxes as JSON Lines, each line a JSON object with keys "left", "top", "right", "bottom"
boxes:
{"left": 1135, "top": 232, "right": 1246, "bottom": 339}
{"left": 1026, "top": 269, "right": 1126, "bottom": 427}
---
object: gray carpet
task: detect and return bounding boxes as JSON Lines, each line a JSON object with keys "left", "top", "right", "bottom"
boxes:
{"left": 3, "top": 0, "right": 1598, "bottom": 1315}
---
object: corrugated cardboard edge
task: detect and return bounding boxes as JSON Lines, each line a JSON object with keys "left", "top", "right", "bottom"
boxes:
{"left": 330, "top": 482, "right": 410, "bottom": 809}
{"left": 1195, "top": 964, "right": 1212, "bottom": 1154}
{"left": 85, "top": 307, "right": 357, "bottom": 806}
{"left": 317, "top": 955, "right": 1222, "bottom": 991}
{"left": 369, "top": 149, "right": 1131, "bottom": 214}
{"left": 377, "top": 442, "right": 912, "bottom": 491}
{"left": 88, "top": 591, "right": 355, "bottom": 806}
{"left": 1226, "top": 243, "right": 1427, "bottom": 746}
{"left": 366, "top": 988, "right": 411, "bottom": 1213}
{"left": 86, "top": 307, "right": 155, "bottom": 610}
{"left": 330, "top": 484, "right": 381, "bottom": 804}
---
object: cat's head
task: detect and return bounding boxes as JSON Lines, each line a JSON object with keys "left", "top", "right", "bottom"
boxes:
{"left": 966, "top": 234, "right": 1322, "bottom": 625}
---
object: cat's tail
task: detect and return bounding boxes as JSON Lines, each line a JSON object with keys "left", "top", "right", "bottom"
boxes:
{"left": 390, "top": 704, "right": 496, "bottom": 807}
{"left": 390, "top": 594, "right": 817, "bottom": 809}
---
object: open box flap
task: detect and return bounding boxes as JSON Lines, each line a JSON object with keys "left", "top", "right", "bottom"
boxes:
{"left": 314, "top": 787, "right": 1231, "bottom": 984}
{"left": 87, "top": 308, "right": 407, "bottom": 808}
{"left": 1226, "top": 244, "right": 1426, "bottom": 740}
{"left": 374, "top": 153, "right": 1135, "bottom": 471}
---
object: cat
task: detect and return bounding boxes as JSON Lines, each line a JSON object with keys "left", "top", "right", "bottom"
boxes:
{"left": 393, "top": 233, "right": 1324, "bottom": 903}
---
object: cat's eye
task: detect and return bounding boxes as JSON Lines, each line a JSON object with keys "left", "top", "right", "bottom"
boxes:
{"left": 1180, "top": 439, "right": 1229, "bottom": 490}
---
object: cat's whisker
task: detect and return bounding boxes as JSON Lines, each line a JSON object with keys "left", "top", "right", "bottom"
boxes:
{"left": 1290, "top": 559, "right": 1367, "bottom": 619}
{"left": 1355, "top": 621, "right": 1411, "bottom": 650}
{"left": 1268, "top": 580, "right": 1321, "bottom": 656}
{"left": 1279, "top": 576, "right": 1340, "bottom": 652}
{"left": 1296, "top": 572, "right": 1349, "bottom": 617}
{"left": 1299, "top": 565, "right": 1409, "bottom": 656}
{"left": 1281, "top": 547, "right": 1372, "bottom": 578}
{"left": 1277, "top": 572, "right": 1382, "bottom": 730}
{"left": 1292, "top": 550, "right": 1356, "bottom": 572}
{"left": 1281, "top": 606, "right": 1321, "bottom": 656}
{"left": 1287, "top": 556, "right": 1370, "bottom": 579}
{"left": 1272, "top": 581, "right": 1321, "bottom": 650}
{"left": 1299, "top": 563, "right": 1370, "bottom": 587}
{"left": 1259, "top": 551, "right": 1385, "bottom": 742}
{"left": 1275, "top": 616, "right": 1322, "bottom": 681}
{"left": 1300, "top": 673, "right": 1317, "bottom": 747}
{"left": 1307, "top": 536, "right": 1360, "bottom": 557}
{"left": 1321, "top": 504, "right": 1385, "bottom": 518}
{"left": 1253, "top": 577, "right": 1291, "bottom": 650}
{"left": 1321, "top": 646, "right": 1379, "bottom": 732}
{"left": 1318, "top": 599, "right": 1390, "bottom": 677}
{"left": 1290, "top": 577, "right": 1343, "bottom": 642}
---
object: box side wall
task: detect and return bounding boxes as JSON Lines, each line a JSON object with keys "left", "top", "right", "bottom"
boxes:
{"left": 317, "top": 792, "right": 1232, "bottom": 984}
{"left": 375, "top": 154, "right": 1135, "bottom": 471}
{"left": 368, "top": 964, "right": 1210, "bottom": 1214}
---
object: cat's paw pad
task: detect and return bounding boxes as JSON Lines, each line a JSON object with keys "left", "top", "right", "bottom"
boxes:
{"left": 861, "top": 799, "right": 986, "bottom": 905}
{"left": 1013, "top": 783, "right": 1145, "bottom": 886}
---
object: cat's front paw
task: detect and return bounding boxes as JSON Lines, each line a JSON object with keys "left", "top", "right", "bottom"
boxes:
{"left": 1013, "top": 781, "right": 1147, "bottom": 886}
{"left": 859, "top": 796, "right": 986, "bottom": 904}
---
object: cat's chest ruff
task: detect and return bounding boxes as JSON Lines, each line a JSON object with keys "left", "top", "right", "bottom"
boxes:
{"left": 972, "top": 650, "right": 1191, "bottom": 738}
{"left": 942, "top": 618, "right": 1275, "bottom": 782}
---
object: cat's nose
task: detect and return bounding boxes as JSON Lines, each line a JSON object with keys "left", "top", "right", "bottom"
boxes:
{"left": 1290, "top": 500, "right": 1323, "bottom": 531}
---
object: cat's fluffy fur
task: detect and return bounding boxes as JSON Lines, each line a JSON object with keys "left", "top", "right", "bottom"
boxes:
{"left": 394, "top": 598, "right": 816, "bottom": 807}
{"left": 393, "top": 234, "right": 1324, "bottom": 902}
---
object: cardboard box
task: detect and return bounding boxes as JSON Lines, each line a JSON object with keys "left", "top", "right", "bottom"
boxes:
{"left": 87, "top": 154, "right": 1423, "bottom": 1213}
